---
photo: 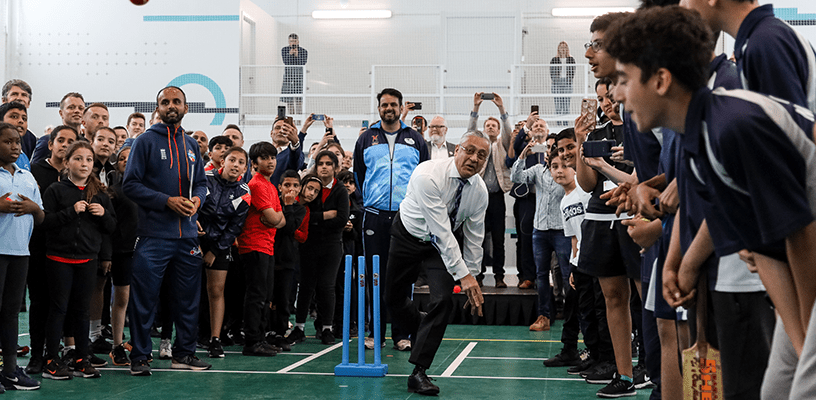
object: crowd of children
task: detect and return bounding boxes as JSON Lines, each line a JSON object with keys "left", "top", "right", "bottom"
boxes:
{"left": 1, "top": 1, "right": 815, "bottom": 398}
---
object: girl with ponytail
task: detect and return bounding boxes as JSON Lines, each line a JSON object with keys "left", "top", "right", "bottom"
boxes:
{"left": 39, "top": 141, "right": 116, "bottom": 380}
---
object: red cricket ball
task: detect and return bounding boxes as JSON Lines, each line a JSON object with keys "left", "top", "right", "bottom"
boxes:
{"left": 131, "top": 0, "right": 149, "bottom": 5}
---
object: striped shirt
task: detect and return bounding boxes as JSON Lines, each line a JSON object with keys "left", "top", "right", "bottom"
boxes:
{"left": 734, "top": 4, "right": 816, "bottom": 112}
{"left": 682, "top": 86, "right": 816, "bottom": 261}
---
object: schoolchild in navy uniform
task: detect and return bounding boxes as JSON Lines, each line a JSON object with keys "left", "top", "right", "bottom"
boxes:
{"left": 198, "top": 146, "right": 250, "bottom": 358}
{"left": 40, "top": 141, "right": 116, "bottom": 380}
{"left": 0, "top": 122, "right": 44, "bottom": 391}
{"left": 681, "top": 0, "right": 816, "bottom": 111}
{"left": 266, "top": 170, "right": 307, "bottom": 351}
{"left": 26, "top": 125, "right": 78, "bottom": 375}
{"left": 107, "top": 140, "right": 139, "bottom": 367}
{"left": 288, "top": 151, "right": 349, "bottom": 346}
{"left": 333, "top": 169, "right": 362, "bottom": 337}
{"left": 88, "top": 126, "right": 118, "bottom": 357}
{"left": 603, "top": 6, "right": 816, "bottom": 399}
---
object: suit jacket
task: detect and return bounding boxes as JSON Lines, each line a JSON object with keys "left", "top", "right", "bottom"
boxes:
{"left": 425, "top": 140, "right": 456, "bottom": 158}
{"left": 468, "top": 112, "right": 513, "bottom": 193}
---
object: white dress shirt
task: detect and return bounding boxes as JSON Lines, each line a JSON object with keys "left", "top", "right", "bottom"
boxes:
{"left": 399, "top": 157, "right": 488, "bottom": 280}
{"left": 430, "top": 142, "right": 451, "bottom": 160}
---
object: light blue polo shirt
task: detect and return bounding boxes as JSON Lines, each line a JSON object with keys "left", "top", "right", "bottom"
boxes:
{"left": 0, "top": 163, "right": 42, "bottom": 256}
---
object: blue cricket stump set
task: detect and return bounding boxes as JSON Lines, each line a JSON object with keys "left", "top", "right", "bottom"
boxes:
{"left": 334, "top": 255, "right": 389, "bottom": 377}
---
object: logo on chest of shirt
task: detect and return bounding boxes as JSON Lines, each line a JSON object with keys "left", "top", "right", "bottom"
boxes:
{"left": 371, "top": 135, "right": 379, "bottom": 145}
{"left": 404, "top": 138, "right": 415, "bottom": 145}
{"left": 160, "top": 149, "right": 167, "bottom": 160}
{"left": 187, "top": 149, "right": 196, "bottom": 163}
{"left": 563, "top": 203, "right": 585, "bottom": 221}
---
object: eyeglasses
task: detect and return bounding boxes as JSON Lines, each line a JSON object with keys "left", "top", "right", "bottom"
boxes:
{"left": 461, "top": 145, "right": 488, "bottom": 161}
{"left": 428, "top": 125, "right": 447, "bottom": 130}
{"left": 584, "top": 40, "right": 603, "bottom": 52}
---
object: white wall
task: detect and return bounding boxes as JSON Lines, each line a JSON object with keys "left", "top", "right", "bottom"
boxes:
{"left": 7, "top": 0, "right": 240, "bottom": 137}
{"left": 1, "top": 0, "right": 8, "bottom": 87}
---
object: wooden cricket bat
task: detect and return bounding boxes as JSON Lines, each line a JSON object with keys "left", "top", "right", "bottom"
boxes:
{"left": 682, "top": 275, "right": 724, "bottom": 399}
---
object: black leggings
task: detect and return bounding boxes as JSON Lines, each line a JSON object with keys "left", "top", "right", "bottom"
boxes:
{"left": 45, "top": 258, "right": 96, "bottom": 359}
{"left": 27, "top": 252, "right": 49, "bottom": 359}
{"left": 296, "top": 241, "right": 342, "bottom": 327}
{"left": 0, "top": 255, "right": 29, "bottom": 372}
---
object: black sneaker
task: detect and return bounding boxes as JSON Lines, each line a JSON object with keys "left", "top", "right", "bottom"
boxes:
{"left": 286, "top": 327, "right": 306, "bottom": 345}
{"left": 61, "top": 349, "right": 77, "bottom": 365}
{"left": 219, "top": 329, "right": 234, "bottom": 346}
{"left": 25, "top": 356, "right": 45, "bottom": 375}
{"left": 633, "top": 364, "right": 654, "bottom": 389}
{"left": 568, "top": 357, "right": 597, "bottom": 375}
{"left": 543, "top": 347, "right": 581, "bottom": 367}
{"left": 88, "top": 353, "right": 108, "bottom": 368}
{"left": 261, "top": 342, "right": 282, "bottom": 354}
{"left": 242, "top": 342, "right": 277, "bottom": 357}
{"left": 320, "top": 328, "right": 335, "bottom": 345}
{"left": 91, "top": 337, "right": 112, "bottom": 354}
{"left": 584, "top": 360, "right": 617, "bottom": 384}
{"left": 149, "top": 326, "right": 161, "bottom": 338}
{"left": 42, "top": 358, "right": 72, "bottom": 380}
{"left": 69, "top": 358, "right": 101, "bottom": 378}
{"left": 0, "top": 366, "right": 41, "bottom": 390}
{"left": 266, "top": 335, "right": 291, "bottom": 352}
{"left": 596, "top": 373, "right": 636, "bottom": 398}
{"left": 208, "top": 337, "right": 225, "bottom": 358}
{"left": 171, "top": 354, "right": 212, "bottom": 370}
{"left": 101, "top": 325, "right": 114, "bottom": 340}
{"left": 130, "top": 359, "right": 151, "bottom": 376}
{"left": 109, "top": 344, "right": 130, "bottom": 366}
{"left": 227, "top": 329, "right": 245, "bottom": 346}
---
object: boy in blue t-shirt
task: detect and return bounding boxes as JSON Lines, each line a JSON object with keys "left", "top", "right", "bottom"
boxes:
{"left": 0, "top": 122, "right": 43, "bottom": 391}
{"left": 605, "top": 6, "right": 816, "bottom": 398}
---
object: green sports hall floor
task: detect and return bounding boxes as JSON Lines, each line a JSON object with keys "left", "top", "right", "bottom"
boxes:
{"left": 4, "top": 313, "right": 653, "bottom": 399}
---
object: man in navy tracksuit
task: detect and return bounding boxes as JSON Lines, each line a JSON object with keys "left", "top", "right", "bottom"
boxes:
{"left": 353, "top": 88, "right": 429, "bottom": 350}
{"left": 123, "top": 87, "right": 210, "bottom": 375}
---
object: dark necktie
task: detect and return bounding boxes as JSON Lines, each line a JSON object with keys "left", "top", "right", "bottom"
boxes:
{"left": 449, "top": 178, "right": 467, "bottom": 229}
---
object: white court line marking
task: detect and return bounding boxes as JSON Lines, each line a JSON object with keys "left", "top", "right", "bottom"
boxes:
{"left": 276, "top": 342, "right": 343, "bottom": 373}
{"left": 18, "top": 333, "right": 29, "bottom": 337}
{"left": 193, "top": 350, "right": 314, "bottom": 356}
{"left": 95, "top": 368, "right": 586, "bottom": 381}
{"left": 468, "top": 356, "right": 547, "bottom": 361}
{"left": 441, "top": 341, "right": 477, "bottom": 377}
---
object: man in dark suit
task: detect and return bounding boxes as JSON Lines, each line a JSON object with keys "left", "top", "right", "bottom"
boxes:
{"left": 425, "top": 116, "right": 455, "bottom": 159}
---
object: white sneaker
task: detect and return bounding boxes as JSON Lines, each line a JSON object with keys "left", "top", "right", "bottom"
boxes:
{"left": 363, "top": 337, "right": 385, "bottom": 350}
{"left": 395, "top": 339, "right": 412, "bottom": 351}
{"left": 159, "top": 339, "right": 172, "bottom": 360}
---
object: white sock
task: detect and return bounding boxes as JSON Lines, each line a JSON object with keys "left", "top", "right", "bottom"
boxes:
{"left": 90, "top": 319, "right": 102, "bottom": 341}
{"left": 323, "top": 326, "right": 333, "bottom": 332}
{"left": 62, "top": 345, "right": 76, "bottom": 357}
{"left": 295, "top": 323, "right": 305, "bottom": 330}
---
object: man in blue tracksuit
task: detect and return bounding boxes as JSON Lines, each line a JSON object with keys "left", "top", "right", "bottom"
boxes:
{"left": 123, "top": 86, "right": 210, "bottom": 376}
{"left": 353, "top": 88, "right": 429, "bottom": 350}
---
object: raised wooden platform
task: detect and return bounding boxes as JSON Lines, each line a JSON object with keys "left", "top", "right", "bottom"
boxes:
{"left": 412, "top": 284, "right": 538, "bottom": 326}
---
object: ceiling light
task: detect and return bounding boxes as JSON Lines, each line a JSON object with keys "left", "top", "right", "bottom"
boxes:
{"left": 312, "top": 10, "right": 392, "bottom": 19}
{"left": 551, "top": 7, "right": 635, "bottom": 17}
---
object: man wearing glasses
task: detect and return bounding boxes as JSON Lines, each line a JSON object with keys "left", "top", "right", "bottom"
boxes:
{"left": 386, "top": 130, "right": 488, "bottom": 396}
{"left": 425, "top": 116, "right": 455, "bottom": 160}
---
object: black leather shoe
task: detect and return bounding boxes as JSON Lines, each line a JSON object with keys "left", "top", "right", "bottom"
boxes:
{"left": 407, "top": 366, "right": 439, "bottom": 396}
